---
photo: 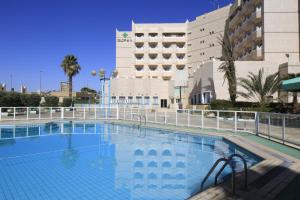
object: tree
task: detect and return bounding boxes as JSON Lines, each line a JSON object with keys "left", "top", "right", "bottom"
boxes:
{"left": 60, "top": 55, "right": 81, "bottom": 98}
{"left": 283, "top": 73, "right": 300, "bottom": 113}
{"left": 80, "top": 87, "right": 97, "bottom": 94}
{"left": 239, "top": 69, "right": 281, "bottom": 107}
{"left": 44, "top": 96, "right": 59, "bottom": 107}
{"left": 218, "top": 32, "right": 237, "bottom": 103}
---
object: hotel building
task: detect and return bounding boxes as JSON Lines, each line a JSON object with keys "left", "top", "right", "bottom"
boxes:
{"left": 111, "top": 0, "right": 300, "bottom": 109}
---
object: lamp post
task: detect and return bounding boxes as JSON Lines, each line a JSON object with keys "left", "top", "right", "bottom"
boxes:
{"left": 39, "top": 70, "right": 43, "bottom": 95}
{"left": 91, "top": 69, "right": 111, "bottom": 109}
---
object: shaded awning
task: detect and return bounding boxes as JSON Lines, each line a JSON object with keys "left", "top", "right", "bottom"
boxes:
{"left": 282, "top": 77, "right": 300, "bottom": 92}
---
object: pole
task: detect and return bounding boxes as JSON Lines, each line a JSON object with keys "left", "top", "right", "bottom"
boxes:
{"left": 10, "top": 74, "right": 13, "bottom": 92}
{"left": 39, "top": 71, "right": 42, "bottom": 95}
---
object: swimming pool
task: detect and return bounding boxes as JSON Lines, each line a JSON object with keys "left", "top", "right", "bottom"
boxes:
{"left": 0, "top": 121, "right": 261, "bottom": 200}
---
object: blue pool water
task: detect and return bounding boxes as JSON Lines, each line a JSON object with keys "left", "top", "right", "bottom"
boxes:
{"left": 0, "top": 122, "right": 261, "bottom": 200}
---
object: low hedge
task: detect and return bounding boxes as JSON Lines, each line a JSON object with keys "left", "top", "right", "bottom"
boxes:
{"left": 62, "top": 98, "right": 72, "bottom": 107}
{"left": 43, "top": 96, "right": 59, "bottom": 107}
{"left": 209, "top": 99, "right": 299, "bottom": 114}
{"left": 0, "top": 92, "right": 41, "bottom": 107}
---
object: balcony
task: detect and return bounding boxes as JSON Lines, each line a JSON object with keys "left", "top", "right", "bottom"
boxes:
{"left": 176, "top": 65, "right": 185, "bottom": 70}
{"left": 229, "top": 10, "right": 241, "bottom": 29}
{"left": 135, "top": 59, "right": 145, "bottom": 65}
{"left": 150, "top": 71, "right": 161, "bottom": 77}
{"left": 162, "top": 59, "right": 173, "bottom": 65}
{"left": 135, "top": 71, "right": 145, "bottom": 78}
{"left": 135, "top": 47, "right": 144, "bottom": 53}
{"left": 242, "top": 45, "right": 263, "bottom": 61}
{"left": 134, "top": 36, "right": 146, "bottom": 42}
{"left": 148, "top": 59, "right": 160, "bottom": 65}
{"left": 148, "top": 47, "right": 160, "bottom": 54}
{"left": 176, "top": 47, "right": 186, "bottom": 53}
{"left": 162, "top": 36, "right": 186, "bottom": 43}
{"left": 162, "top": 71, "right": 173, "bottom": 80}
{"left": 148, "top": 36, "right": 161, "bottom": 42}
{"left": 162, "top": 47, "right": 174, "bottom": 54}
{"left": 175, "top": 59, "right": 186, "bottom": 65}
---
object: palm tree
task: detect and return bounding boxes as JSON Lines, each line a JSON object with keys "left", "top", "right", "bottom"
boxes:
{"left": 60, "top": 55, "right": 81, "bottom": 98}
{"left": 239, "top": 68, "right": 281, "bottom": 107}
{"left": 218, "top": 32, "right": 237, "bottom": 103}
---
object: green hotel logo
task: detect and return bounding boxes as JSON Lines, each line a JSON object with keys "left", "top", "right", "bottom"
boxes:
{"left": 122, "top": 32, "right": 128, "bottom": 38}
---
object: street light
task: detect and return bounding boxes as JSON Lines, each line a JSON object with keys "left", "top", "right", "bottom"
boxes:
{"left": 39, "top": 70, "right": 43, "bottom": 95}
{"left": 91, "top": 69, "right": 111, "bottom": 108}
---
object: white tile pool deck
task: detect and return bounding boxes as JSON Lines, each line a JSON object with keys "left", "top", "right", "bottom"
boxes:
{"left": 1, "top": 119, "right": 300, "bottom": 200}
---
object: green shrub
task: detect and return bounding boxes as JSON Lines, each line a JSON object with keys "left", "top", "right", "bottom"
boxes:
{"left": 62, "top": 98, "right": 72, "bottom": 107}
{"left": 0, "top": 92, "right": 22, "bottom": 107}
{"left": 44, "top": 96, "right": 59, "bottom": 107}
{"left": 20, "top": 94, "right": 41, "bottom": 107}
{"left": 210, "top": 100, "right": 234, "bottom": 110}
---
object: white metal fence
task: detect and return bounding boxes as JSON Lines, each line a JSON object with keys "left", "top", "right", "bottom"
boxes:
{"left": 0, "top": 107, "right": 299, "bottom": 148}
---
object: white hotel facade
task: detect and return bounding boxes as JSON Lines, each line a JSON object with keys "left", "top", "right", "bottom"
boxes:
{"left": 110, "top": 0, "right": 300, "bottom": 109}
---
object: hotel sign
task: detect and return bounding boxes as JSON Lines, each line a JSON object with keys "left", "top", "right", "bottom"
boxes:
{"left": 117, "top": 32, "right": 132, "bottom": 43}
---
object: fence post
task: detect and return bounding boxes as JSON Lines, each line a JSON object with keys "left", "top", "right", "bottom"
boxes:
{"left": 234, "top": 112, "right": 237, "bottom": 132}
{"left": 117, "top": 107, "right": 119, "bottom": 120}
{"left": 282, "top": 115, "right": 286, "bottom": 144}
{"left": 268, "top": 113, "right": 271, "bottom": 139}
{"left": 217, "top": 111, "right": 219, "bottom": 130}
{"left": 27, "top": 107, "right": 29, "bottom": 120}
{"left": 130, "top": 108, "right": 133, "bottom": 121}
{"left": 94, "top": 107, "right": 97, "bottom": 120}
{"left": 145, "top": 109, "right": 148, "bottom": 122}
{"left": 201, "top": 110, "right": 204, "bottom": 129}
{"left": 255, "top": 112, "right": 259, "bottom": 135}
{"left": 105, "top": 107, "right": 108, "bottom": 119}
{"left": 61, "top": 107, "right": 64, "bottom": 119}
{"left": 176, "top": 110, "right": 178, "bottom": 126}
{"left": 123, "top": 107, "right": 126, "bottom": 120}
{"left": 164, "top": 111, "right": 167, "bottom": 124}
{"left": 73, "top": 108, "right": 75, "bottom": 119}
{"left": 13, "top": 107, "right": 16, "bottom": 120}
{"left": 50, "top": 107, "right": 53, "bottom": 119}
{"left": 39, "top": 107, "right": 41, "bottom": 120}
{"left": 188, "top": 110, "right": 190, "bottom": 127}
{"left": 83, "top": 107, "right": 86, "bottom": 120}
{"left": 155, "top": 110, "right": 157, "bottom": 123}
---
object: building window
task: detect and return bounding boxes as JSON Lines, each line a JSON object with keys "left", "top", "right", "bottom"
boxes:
{"left": 198, "top": 94, "right": 202, "bottom": 104}
{"left": 203, "top": 92, "right": 212, "bottom": 104}
{"left": 136, "top": 96, "right": 142, "bottom": 104}
{"left": 128, "top": 96, "right": 133, "bottom": 104}
{"left": 111, "top": 96, "right": 117, "bottom": 104}
{"left": 153, "top": 96, "right": 159, "bottom": 105}
{"left": 119, "top": 96, "right": 126, "bottom": 104}
{"left": 144, "top": 96, "right": 150, "bottom": 105}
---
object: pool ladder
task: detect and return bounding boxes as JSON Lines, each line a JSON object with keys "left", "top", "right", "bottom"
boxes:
{"left": 132, "top": 114, "right": 147, "bottom": 126}
{"left": 200, "top": 154, "right": 248, "bottom": 195}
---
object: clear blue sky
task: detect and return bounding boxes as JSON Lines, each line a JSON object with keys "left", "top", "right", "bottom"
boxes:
{"left": 0, "top": 0, "right": 232, "bottom": 92}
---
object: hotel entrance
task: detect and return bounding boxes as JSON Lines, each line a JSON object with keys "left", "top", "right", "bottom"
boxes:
{"left": 161, "top": 99, "right": 168, "bottom": 108}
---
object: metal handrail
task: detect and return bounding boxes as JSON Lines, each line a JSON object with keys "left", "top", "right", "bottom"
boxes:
{"left": 215, "top": 154, "right": 248, "bottom": 191}
{"left": 200, "top": 157, "right": 228, "bottom": 191}
{"left": 200, "top": 153, "right": 248, "bottom": 195}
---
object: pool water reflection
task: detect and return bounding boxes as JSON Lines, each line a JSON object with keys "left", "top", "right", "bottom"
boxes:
{"left": 0, "top": 122, "right": 261, "bottom": 200}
